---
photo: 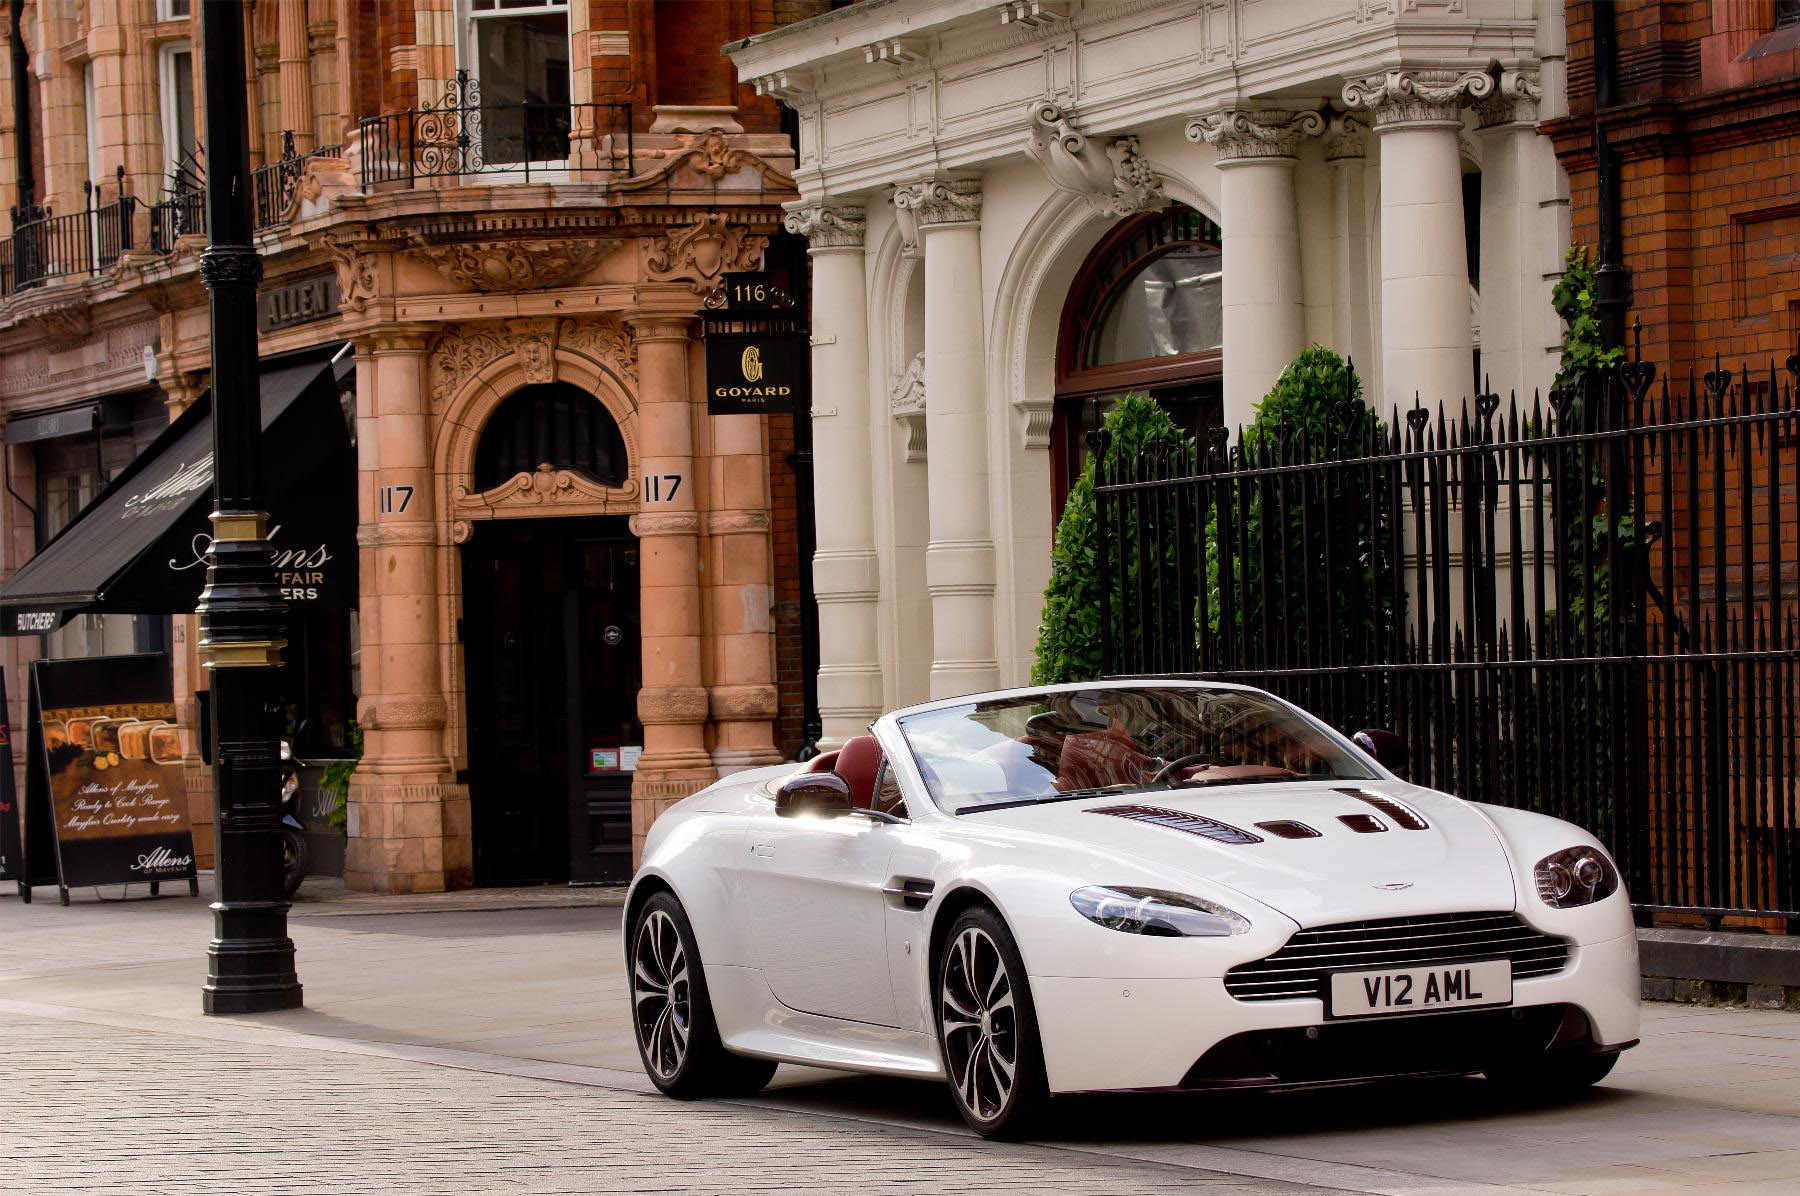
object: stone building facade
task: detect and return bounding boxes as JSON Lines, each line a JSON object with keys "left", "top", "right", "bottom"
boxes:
{"left": 728, "top": 0, "right": 1575, "bottom": 749}
{"left": 1, "top": 0, "right": 822, "bottom": 892}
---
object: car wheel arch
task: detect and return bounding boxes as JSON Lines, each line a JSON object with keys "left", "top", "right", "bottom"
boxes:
{"left": 625, "top": 874, "right": 678, "bottom": 944}
{"left": 926, "top": 886, "right": 1014, "bottom": 992}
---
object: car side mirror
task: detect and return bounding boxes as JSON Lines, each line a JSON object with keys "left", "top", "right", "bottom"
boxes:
{"left": 775, "top": 770, "right": 854, "bottom": 817}
{"left": 1353, "top": 729, "right": 1410, "bottom": 778}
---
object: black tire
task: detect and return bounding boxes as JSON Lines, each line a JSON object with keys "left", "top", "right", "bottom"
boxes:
{"left": 630, "top": 891, "right": 778, "bottom": 1099}
{"left": 934, "top": 906, "right": 1050, "bottom": 1139}
{"left": 1484, "top": 1051, "right": 1618, "bottom": 1101}
{"left": 281, "top": 828, "right": 309, "bottom": 897}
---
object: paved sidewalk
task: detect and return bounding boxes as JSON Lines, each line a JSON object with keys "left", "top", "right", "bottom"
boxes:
{"left": 4, "top": 884, "right": 1799, "bottom": 1194}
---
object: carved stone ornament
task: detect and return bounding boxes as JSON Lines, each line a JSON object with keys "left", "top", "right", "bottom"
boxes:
{"left": 357, "top": 696, "right": 448, "bottom": 731}
{"left": 617, "top": 129, "right": 795, "bottom": 192}
{"left": 410, "top": 238, "right": 617, "bottom": 292}
{"left": 1186, "top": 108, "right": 1326, "bottom": 162}
{"left": 638, "top": 685, "right": 711, "bottom": 725}
{"left": 324, "top": 237, "right": 378, "bottom": 312}
{"left": 1323, "top": 113, "right": 1369, "bottom": 161}
{"left": 643, "top": 212, "right": 769, "bottom": 293}
{"left": 781, "top": 200, "right": 867, "bottom": 250}
{"left": 705, "top": 510, "right": 772, "bottom": 535}
{"left": 1475, "top": 69, "right": 1543, "bottom": 130}
{"left": 1340, "top": 69, "right": 1496, "bottom": 128}
{"left": 890, "top": 351, "right": 927, "bottom": 463}
{"left": 891, "top": 178, "right": 982, "bottom": 256}
{"left": 430, "top": 324, "right": 510, "bottom": 409}
{"left": 451, "top": 464, "right": 639, "bottom": 512}
{"left": 557, "top": 316, "right": 637, "bottom": 384}
{"left": 1024, "top": 102, "right": 1162, "bottom": 217}
{"left": 709, "top": 684, "right": 779, "bottom": 721}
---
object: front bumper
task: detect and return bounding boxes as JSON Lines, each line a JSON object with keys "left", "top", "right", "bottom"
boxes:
{"left": 1030, "top": 929, "right": 1641, "bottom": 1094}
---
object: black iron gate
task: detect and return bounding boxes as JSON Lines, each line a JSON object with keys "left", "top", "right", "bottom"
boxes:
{"left": 1092, "top": 344, "right": 1800, "bottom": 927}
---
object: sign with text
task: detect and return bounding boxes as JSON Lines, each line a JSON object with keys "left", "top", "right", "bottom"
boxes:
{"left": 258, "top": 273, "right": 340, "bottom": 332}
{"left": 30, "top": 654, "right": 196, "bottom": 892}
{"left": 703, "top": 330, "right": 806, "bottom": 415}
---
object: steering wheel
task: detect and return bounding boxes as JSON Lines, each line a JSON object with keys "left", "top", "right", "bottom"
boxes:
{"left": 1149, "top": 753, "right": 1218, "bottom": 786}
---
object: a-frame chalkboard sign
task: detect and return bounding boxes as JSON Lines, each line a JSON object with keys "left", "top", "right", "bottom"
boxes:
{"left": 20, "top": 654, "right": 199, "bottom": 905}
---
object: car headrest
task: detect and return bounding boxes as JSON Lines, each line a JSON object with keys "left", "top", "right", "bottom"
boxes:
{"left": 835, "top": 735, "right": 883, "bottom": 810}
{"left": 803, "top": 750, "right": 841, "bottom": 774}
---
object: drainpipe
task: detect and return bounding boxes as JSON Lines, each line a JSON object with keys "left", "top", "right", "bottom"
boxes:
{"left": 9, "top": 0, "right": 32, "bottom": 206}
{"left": 1590, "top": 0, "right": 1631, "bottom": 353}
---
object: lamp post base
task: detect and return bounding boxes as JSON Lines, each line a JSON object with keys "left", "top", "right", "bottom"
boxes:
{"left": 202, "top": 898, "right": 303, "bottom": 1014}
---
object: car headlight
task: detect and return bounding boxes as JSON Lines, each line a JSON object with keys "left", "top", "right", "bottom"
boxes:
{"left": 1533, "top": 846, "right": 1620, "bottom": 908}
{"left": 1069, "top": 885, "right": 1250, "bottom": 937}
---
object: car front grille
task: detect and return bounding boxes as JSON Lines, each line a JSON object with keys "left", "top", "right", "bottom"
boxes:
{"left": 1224, "top": 911, "right": 1570, "bottom": 1002}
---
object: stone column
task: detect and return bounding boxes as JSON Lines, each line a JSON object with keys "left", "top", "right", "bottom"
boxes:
{"left": 627, "top": 316, "right": 714, "bottom": 856}
{"left": 1474, "top": 71, "right": 1548, "bottom": 397}
{"left": 1188, "top": 109, "right": 1323, "bottom": 430}
{"left": 895, "top": 178, "right": 999, "bottom": 700}
{"left": 1343, "top": 69, "right": 1493, "bottom": 409}
{"left": 277, "top": 0, "right": 314, "bottom": 149}
{"left": 1324, "top": 114, "right": 1377, "bottom": 399}
{"left": 705, "top": 405, "right": 783, "bottom": 775}
{"left": 347, "top": 328, "right": 470, "bottom": 893}
{"left": 781, "top": 199, "right": 878, "bottom": 749}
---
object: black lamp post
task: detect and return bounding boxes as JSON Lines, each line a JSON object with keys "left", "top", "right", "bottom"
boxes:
{"left": 198, "top": 0, "right": 301, "bottom": 1015}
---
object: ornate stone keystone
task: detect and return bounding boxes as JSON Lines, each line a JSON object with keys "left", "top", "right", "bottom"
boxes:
{"left": 1024, "top": 102, "right": 1162, "bottom": 217}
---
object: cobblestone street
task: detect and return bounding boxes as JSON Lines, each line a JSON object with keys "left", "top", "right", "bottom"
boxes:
{"left": 4, "top": 887, "right": 1798, "bottom": 1195}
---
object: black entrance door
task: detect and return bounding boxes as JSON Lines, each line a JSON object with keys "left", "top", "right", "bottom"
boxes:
{"left": 463, "top": 518, "right": 641, "bottom": 885}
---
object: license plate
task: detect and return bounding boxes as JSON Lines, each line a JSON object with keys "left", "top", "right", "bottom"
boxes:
{"left": 1328, "top": 959, "right": 1512, "bottom": 1018}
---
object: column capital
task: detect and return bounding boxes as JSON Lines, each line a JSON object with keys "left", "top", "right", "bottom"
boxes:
{"left": 624, "top": 313, "right": 696, "bottom": 342}
{"left": 1323, "top": 113, "right": 1369, "bottom": 162}
{"left": 782, "top": 198, "right": 868, "bottom": 251}
{"left": 1474, "top": 69, "right": 1543, "bottom": 131}
{"left": 1186, "top": 108, "right": 1325, "bottom": 163}
{"left": 367, "top": 324, "right": 434, "bottom": 354}
{"left": 894, "top": 176, "right": 982, "bottom": 233}
{"left": 1341, "top": 69, "right": 1495, "bottom": 130}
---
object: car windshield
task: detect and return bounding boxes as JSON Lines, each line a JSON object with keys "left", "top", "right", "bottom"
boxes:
{"left": 897, "top": 686, "right": 1376, "bottom": 814}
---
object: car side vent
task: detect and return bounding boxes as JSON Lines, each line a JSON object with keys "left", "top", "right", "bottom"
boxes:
{"left": 1256, "top": 820, "right": 1322, "bottom": 840}
{"left": 1091, "top": 805, "right": 1263, "bottom": 845}
{"left": 1338, "top": 813, "right": 1388, "bottom": 833}
{"left": 1338, "top": 788, "right": 1429, "bottom": 830}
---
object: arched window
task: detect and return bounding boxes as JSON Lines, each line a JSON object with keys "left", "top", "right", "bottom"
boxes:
{"left": 1051, "top": 203, "right": 1224, "bottom": 514}
{"left": 473, "top": 382, "right": 627, "bottom": 492}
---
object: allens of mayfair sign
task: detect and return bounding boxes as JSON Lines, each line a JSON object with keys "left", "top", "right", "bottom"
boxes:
{"left": 702, "top": 272, "right": 807, "bottom": 416}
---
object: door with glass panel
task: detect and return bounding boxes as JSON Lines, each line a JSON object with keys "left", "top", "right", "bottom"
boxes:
{"left": 464, "top": 0, "right": 573, "bottom": 173}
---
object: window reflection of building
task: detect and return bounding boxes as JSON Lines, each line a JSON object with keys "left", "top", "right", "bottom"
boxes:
{"left": 1051, "top": 203, "right": 1225, "bottom": 516}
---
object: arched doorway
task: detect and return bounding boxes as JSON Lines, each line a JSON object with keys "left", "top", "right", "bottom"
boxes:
{"left": 460, "top": 383, "right": 640, "bottom": 885}
{"left": 1049, "top": 203, "right": 1224, "bottom": 515}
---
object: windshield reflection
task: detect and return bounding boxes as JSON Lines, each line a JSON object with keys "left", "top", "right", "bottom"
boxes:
{"left": 898, "top": 687, "right": 1375, "bottom": 814}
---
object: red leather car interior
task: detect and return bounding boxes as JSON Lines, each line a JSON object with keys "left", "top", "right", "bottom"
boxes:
{"left": 834, "top": 735, "right": 883, "bottom": 810}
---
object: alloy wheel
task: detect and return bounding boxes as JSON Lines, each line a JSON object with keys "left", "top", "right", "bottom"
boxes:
{"left": 632, "top": 909, "right": 691, "bottom": 1080}
{"left": 940, "top": 926, "right": 1019, "bottom": 1123}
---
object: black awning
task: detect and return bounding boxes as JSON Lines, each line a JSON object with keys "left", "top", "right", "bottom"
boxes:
{"left": 0, "top": 347, "right": 357, "bottom": 635}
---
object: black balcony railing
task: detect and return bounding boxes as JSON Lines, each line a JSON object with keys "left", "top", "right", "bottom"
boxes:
{"left": 359, "top": 70, "right": 633, "bottom": 187}
{"left": 148, "top": 187, "right": 205, "bottom": 253}
{"left": 252, "top": 131, "right": 344, "bottom": 229}
{"left": 1, "top": 168, "right": 139, "bottom": 297}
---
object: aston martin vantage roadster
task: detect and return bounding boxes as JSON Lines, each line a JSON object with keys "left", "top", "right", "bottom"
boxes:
{"left": 625, "top": 680, "right": 1639, "bottom": 1137}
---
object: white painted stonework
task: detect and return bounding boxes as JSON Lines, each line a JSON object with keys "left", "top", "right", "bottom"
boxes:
{"left": 730, "top": 0, "right": 1571, "bottom": 719}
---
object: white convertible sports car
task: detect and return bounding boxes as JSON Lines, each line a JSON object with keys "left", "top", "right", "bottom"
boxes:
{"left": 625, "top": 680, "right": 1639, "bottom": 1137}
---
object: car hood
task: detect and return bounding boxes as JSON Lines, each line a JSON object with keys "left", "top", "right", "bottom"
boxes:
{"left": 962, "top": 780, "right": 1518, "bottom": 926}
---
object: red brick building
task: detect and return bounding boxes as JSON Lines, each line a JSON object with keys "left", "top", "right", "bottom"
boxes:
{"left": 1547, "top": 1, "right": 1800, "bottom": 372}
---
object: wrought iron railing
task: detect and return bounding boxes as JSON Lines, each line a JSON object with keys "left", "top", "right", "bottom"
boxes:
{"left": 1091, "top": 333, "right": 1800, "bottom": 927}
{"left": 1, "top": 168, "right": 139, "bottom": 297}
{"left": 358, "top": 70, "right": 633, "bottom": 187}
{"left": 252, "top": 132, "right": 344, "bottom": 229}
{"left": 148, "top": 188, "right": 205, "bottom": 253}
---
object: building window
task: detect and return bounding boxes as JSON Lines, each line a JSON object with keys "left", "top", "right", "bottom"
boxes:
{"left": 472, "top": 383, "right": 628, "bottom": 492}
{"left": 465, "top": 0, "right": 571, "bottom": 165}
{"left": 1050, "top": 203, "right": 1225, "bottom": 516}
{"left": 1777, "top": 1, "right": 1800, "bottom": 29}
{"left": 156, "top": 0, "right": 191, "bottom": 20}
{"left": 159, "top": 41, "right": 197, "bottom": 190}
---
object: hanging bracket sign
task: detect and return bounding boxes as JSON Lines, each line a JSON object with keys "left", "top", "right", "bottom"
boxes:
{"left": 702, "top": 272, "right": 808, "bottom": 416}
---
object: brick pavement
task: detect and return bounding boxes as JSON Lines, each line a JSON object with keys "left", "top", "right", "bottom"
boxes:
{"left": 2, "top": 1010, "right": 1310, "bottom": 1196}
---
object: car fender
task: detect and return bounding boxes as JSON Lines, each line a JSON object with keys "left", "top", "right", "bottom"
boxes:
{"left": 1468, "top": 801, "right": 1636, "bottom": 944}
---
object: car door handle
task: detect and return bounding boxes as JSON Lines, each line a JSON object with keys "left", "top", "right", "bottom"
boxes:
{"left": 750, "top": 843, "right": 775, "bottom": 858}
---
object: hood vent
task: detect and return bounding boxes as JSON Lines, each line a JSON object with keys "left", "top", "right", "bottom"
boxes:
{"left": 1338, "top": 788, "right": 1429, "bottom": 830}
{"left": 1338, "top": 813, "right": 1388, "bottom": 833}
{"left": 1091, "top": 805, "right": 1262, "bottom": 845}
{"left": 1256, "top": 819, "right": 1322, "bottom": 840}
